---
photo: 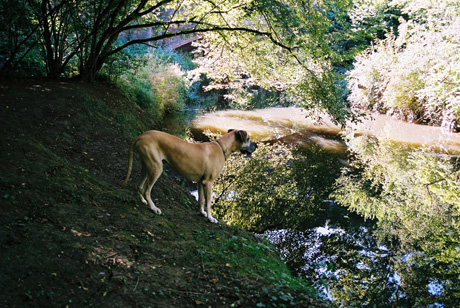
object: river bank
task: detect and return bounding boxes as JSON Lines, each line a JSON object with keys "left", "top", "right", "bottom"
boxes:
{"left": 0, "top": 79, "right": 330, "bottom": 308}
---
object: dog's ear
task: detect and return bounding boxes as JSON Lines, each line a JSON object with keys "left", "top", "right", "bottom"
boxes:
{"left": 227, "top": 129, "right": 235, "bottom": 133}
{"left": 235, "top": 130, "right": 248, "bottom": 142}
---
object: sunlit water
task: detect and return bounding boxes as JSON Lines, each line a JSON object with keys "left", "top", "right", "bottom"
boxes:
{"left": 192, "top": 107, "right": 460, "bottom": 155}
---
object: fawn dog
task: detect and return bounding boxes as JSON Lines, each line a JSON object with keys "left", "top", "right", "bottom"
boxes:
{"left": 122, "top": 129, "right": 257, "bottom": 223}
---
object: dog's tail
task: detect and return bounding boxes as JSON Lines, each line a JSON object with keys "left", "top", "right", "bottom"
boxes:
{"left": 121, "top": 137, "right": 138, "bottom": 189}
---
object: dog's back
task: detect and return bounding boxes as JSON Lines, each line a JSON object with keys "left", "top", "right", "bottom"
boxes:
{"left": 136, "top": 130, "right": 224, "bottom": 182}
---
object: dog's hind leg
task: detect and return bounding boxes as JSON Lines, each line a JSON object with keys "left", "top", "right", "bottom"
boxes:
{"left": 198, "top": 181, "right": 206, "bottom": 217}
{"left": 138, "top": 160, "right": 148, "bottom": 205}
{"left": 141, "top": 160, "right": 163, "bottom": 215}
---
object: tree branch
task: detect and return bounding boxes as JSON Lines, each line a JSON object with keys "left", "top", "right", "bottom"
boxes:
{"left": 106, "top": 23, "right": 295, "bottom": 58}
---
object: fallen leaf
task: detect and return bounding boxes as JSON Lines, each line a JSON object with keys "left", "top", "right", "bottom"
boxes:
{"left": 79, "top": 281, "right": 88, "bottom": 291}
{"left": 71, "top": 228, "right": 91, "bottom": 237}
{"left": 195, "top": 300, "right": 204, "bottom": 305}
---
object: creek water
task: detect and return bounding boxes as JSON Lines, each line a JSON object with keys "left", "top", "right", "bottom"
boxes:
{"left": 190, "top": 107, "right": 460, "bottom": 306}
{"left": 191, "top": 107, "right": 460, "bottom": 155}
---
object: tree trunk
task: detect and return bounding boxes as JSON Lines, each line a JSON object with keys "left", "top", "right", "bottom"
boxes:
{"left": 81, "top": 55, "right": 100, "bottom": 82}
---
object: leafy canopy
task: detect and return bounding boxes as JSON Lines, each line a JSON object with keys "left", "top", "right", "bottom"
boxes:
{"left": 0, "top": 0, "right": 353, "bottom": 121}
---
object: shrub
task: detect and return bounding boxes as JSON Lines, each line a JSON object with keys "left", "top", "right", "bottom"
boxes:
{"left": 347, "top": 0, "right": 460, "bottom": 127}
{"left": 116, "top": 49, "right": 193, "bottom": 119}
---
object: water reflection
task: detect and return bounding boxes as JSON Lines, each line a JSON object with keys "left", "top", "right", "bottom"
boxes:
{"left": 263, "top": 223, "right": 455, "bottom": 307}
{"left": 263, "top": 226, "right": 402, "bottom": 304}
{"left": 191, "top": 107, "right": 460, "bottom": 306}
{"left": 192, "top": 107, "right": 460, "bottom": 154}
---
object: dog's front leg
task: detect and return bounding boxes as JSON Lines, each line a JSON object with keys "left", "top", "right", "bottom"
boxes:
{"left": 203, "top": 181, "right": 218, "bottom": 224}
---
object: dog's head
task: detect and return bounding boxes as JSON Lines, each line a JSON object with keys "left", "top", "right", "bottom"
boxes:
{"left": 228, "top": 129, "right": 258, "bottom": 156}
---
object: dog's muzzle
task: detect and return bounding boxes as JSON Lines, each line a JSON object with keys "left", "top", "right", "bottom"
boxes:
{"left": 240, "top": 141, "right": 258, "bottom": 156}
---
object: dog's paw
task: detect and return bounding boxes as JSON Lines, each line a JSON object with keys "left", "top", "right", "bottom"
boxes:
{"left": 151, "top": 207, "right": 162, "bottom": 215}
{"left": 208, "top": 216, "right": 218, "bottom": 224}
{"left": 201, "top": 210, "right": 207, "bottom": 217}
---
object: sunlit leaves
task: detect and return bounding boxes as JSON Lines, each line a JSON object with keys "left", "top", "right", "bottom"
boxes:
{"left": 347, "top": 0, "right": 460, "bottom": 126}
{"left": 190, "top": 0, "right": 352, "bottom": 122}
{"left": 117, "top": 49, "right": 190, "bottom": 118}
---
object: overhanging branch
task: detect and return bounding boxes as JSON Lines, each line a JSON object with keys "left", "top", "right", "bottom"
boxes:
{"left": 106, "top": 23, "right": 296, "bottom": 58}
{"left": 105, "top": 20, "right": 324, "bottom": 92}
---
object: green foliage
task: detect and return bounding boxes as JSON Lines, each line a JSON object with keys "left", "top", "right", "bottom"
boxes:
{"left": 212, "top": 143, "right": 342, "bottom": 233}
{"left": 332, "top": 134, "right": 460, "bottom": 305}
{"left": 116, "top": 49, "right": 191, "bottom": 119}
{"left": 347, "top": 0, "right": 401, "bottom": 43}
{"left": 223, "top": 87, "right": 289, "bottom": 110}
{"left": 0, "top": 0, "right": 43, "bottom": 76}
{"left": 347, "top": 0, "right": 460, "bottom": 126}
{"left": 186, "top": 0, "right": 354, "bottom": 122}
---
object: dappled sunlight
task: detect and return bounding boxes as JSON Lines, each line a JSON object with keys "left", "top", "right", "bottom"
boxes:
{"left": 89, "top": 246, "right": 134, "bottom": 269}
{"left": 194, "top": 107, "right": 342, "bottom": 142}
{"left": 194, "top": 114, "right": 277, "bottom": 140}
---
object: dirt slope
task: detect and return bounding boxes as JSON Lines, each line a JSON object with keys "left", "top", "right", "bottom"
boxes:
{"left": 0, "top": 79, "right": 329, "bottom": 308}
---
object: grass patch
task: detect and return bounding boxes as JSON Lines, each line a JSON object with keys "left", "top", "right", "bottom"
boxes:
{"left": 193, "top": 229, "right": 324, "bottom": 307}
